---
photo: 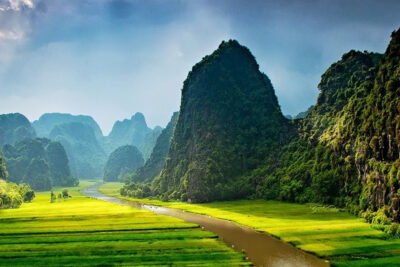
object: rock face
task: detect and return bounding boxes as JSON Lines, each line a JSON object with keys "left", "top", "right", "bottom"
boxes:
{"left": 103, "top": 145, "right": 144, "bottom": 182}
{"left": 155, "top": 40, "right": 290, "bottom": 202}
{"left": 0, "top": 113, "right": 36, "bottom": 146}
{"left": 2, "top": 138, "right": 77, "bottom": 191}
{"left": 128, "top": 112, "right": 178, "bottom": 183}
{"left": 49, "top": 122, "right": 106, "bottom": 179}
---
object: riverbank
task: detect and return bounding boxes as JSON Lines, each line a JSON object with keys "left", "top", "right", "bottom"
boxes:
{"left": 0, "top": 182, "right": 249, "bottom": 266}
{"left": 100, "top": 182, "right": 400, "bottom": 267}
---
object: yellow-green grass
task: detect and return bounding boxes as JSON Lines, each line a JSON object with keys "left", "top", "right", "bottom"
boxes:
{"left": 100, "top": 182, "right": 400, "bottom": 267}
{"left": 0, "top": 181, "right": 249, "bottom": 266}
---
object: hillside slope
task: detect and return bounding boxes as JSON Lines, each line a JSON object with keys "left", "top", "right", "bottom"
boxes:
{"left": 103, "top": 145, "right": 144, "bottom": 182}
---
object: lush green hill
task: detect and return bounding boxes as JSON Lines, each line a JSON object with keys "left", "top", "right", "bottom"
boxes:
{"left": 104, "top": 112, "right": 161, "bottom": 157}
{"left": 32, "top": 113, "right": 103, "bottom": 141}
{"left": 0, "top": 113, "right": 36, "bottom": 147}
{"left": 126, "top": 112, "right": 178, "bottom": 183}
{"left": 2, "top": 138, "right": 77, "bottom": 191}
{"left": 49, "top": 122, "right": 106, "bottom": 179}
{"left": 247, "top": 29, "right": 400, "bottom": 225}
{"left": 154, "top": 40, "right": 291, "bottom": 202}
{"left": 103, "top": 145, "right": 144, "bottom": 182}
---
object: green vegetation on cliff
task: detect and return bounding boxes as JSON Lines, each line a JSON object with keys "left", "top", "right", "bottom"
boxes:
{"left": 103, "top": 145, "right": 144, "bottom": 182}
{"left": 249, "top": 29, "right": 400, "bottom": 226}
{"left": 153, "top": 40, "right": 290, "bottom": 202}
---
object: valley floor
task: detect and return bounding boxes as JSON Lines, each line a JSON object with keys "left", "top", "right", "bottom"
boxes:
{"left": 0, "top": 181, "right": 249, "bottom": 266}
{"left": 100, "top": 182, "right": 400, "bottom": 267}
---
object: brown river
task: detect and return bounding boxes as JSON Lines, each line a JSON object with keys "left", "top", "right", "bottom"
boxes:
{"left": 82, "top": 183, "right": 330, "bottom": 267}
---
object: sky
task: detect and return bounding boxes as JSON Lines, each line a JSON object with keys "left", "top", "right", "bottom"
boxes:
{"left": 0, "top": 0, "right": 399, "bottom": 135}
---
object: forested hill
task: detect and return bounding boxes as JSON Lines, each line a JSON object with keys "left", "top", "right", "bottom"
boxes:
{"left": 249, "top": 28, "right": 400, "bottom": 222}
{"left": 2, "top": 138, "right": 77, "bottom": 191}
{"left": 103, "top": 145, "right": 144, "bottom": 182}
{"left": 154, "top": 40, "right": 291, "bottom": 202}
{"left": 0, "top": 113, "right": 36, "bottom": 146}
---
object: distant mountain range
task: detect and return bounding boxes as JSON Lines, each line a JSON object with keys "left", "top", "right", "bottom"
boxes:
{"left": 31, "top": 112, "right": 162, "bottom": 179}
{"left": 0, "top": 111, "right": 163, "bottom": 185}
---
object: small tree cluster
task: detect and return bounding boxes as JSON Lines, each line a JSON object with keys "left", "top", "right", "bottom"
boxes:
{"left": 0, "top": 180, "right": 35, "bottom": 208}
{"left": 50, "top": 189, "right": 71, "bottom": 203}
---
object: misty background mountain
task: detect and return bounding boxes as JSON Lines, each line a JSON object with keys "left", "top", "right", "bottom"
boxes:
{"left": 31, "top": 112, "right": 162, "bottom": 179}
{"left": 0, "top": 111, "right": 167, "bottom": 189}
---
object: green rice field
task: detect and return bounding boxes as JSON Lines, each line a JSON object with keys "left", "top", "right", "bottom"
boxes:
{"left": 100, "top": 182, "right": 400, "bottom": 267}
{"left": 0, "top": 181, "right": 249, "bottom": 266}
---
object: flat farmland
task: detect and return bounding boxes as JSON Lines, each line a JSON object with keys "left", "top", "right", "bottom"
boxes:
{"left": 0, "top": 182, "right": 249, "bottom": 266}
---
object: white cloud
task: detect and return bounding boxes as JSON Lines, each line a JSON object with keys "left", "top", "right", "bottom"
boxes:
{"left": 0, "top": 29, "right": 23, "bottom": 40}
{"left": 0, "top": 0, "right": 33, "bottom": 11}
{"left": 0, "top": 0, "right": 36, "bottom": 70}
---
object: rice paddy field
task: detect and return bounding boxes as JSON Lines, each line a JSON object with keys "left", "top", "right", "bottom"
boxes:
{"left": 100, "top": 182, "right": 400, "bottom": 267}
{"left": 0, "top": 181, "right": 249, "bottom": 266}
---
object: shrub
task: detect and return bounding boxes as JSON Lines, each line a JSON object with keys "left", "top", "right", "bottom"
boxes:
{"left": 50, "top": 191, "right": 56, "bottom": 203}
{"left": 372, "top": 207, "right": 392, "bottom": 225}
{"left": 385, "top": 223, "right": 400, "bottom": 237}
{"left": 62, "top": 189, "right": 70, "bottom": 198}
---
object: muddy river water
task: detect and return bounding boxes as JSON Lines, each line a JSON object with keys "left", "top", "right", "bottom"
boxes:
{"left": 82, "top": 184, "right": 330, "bottom": 267}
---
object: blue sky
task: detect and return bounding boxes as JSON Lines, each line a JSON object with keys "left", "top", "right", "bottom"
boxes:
{"left": 0, "top": 0, "right": 399, "bottom": 134}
